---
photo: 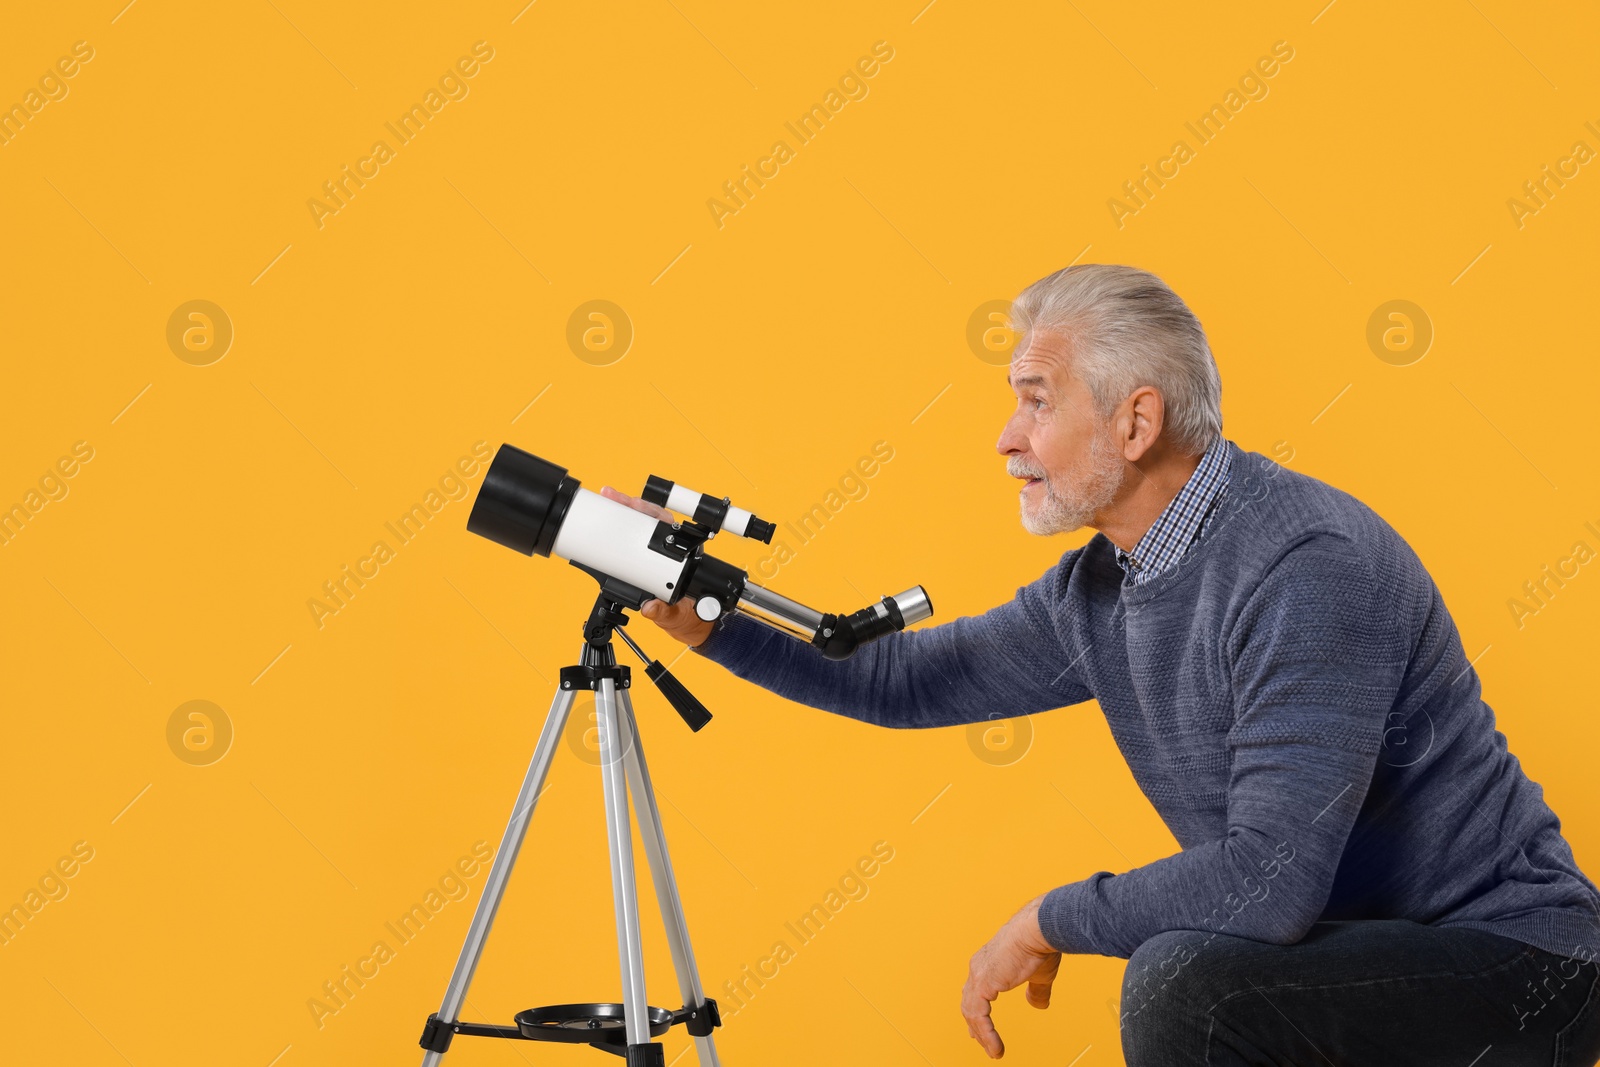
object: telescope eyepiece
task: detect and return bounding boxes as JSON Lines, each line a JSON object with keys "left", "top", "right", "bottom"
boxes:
{"left": 812, "top": 585, "right": 935, "bottom": 661}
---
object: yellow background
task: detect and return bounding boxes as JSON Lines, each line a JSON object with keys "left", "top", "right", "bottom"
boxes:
{"left": 3, "top": 2, "right": 1598, "bottom": 1064}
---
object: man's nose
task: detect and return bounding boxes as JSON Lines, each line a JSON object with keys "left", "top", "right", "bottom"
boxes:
{"left": 996, "top": 414, "right": 1026, "bottom": 456}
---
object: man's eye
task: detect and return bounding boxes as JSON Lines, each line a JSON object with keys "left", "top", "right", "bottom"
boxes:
{"left": 1031, "top": 397, "right": 1046, "bottom": 411}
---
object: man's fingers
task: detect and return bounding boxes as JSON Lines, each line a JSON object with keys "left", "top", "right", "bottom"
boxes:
{"left": 972, "top": 1016, "right": 1004, "bottom": 1058}
{"left": 601, "top": 486, "right": 650, "bottom": 514}
{"left": 1025, "top": 951, "right": 1061, "bottom": 1009}
{"left": 961, "top": 978, "right": 1005, "bottom": 1059}
{"left": 600, "top": 486, "right": 675, "bottom": 523}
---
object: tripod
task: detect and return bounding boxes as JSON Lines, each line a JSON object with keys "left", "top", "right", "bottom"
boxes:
{"left": 418, "top": 576, "right": 724, "bottom": 1066}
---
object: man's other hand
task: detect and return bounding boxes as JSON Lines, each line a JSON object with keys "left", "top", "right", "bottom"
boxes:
{"left": 961, "top": 894, "right": 1062, "bottom": 1058}
{"left": 599, "top": 486, "right": 714, "bottom": 648}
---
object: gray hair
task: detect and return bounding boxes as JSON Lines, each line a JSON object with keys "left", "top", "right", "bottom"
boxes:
{"left": 1010, "top": 264, "right": 1222, "bottom": 456}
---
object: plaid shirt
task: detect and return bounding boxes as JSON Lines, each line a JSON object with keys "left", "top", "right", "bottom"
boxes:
{"left": 1115, "top": 435, "right": 1233, "bottom": 584}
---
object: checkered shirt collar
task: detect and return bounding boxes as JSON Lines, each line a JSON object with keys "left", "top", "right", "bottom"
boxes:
{"left": 1115, "top": 436, "right": 1233, "bottom": 584}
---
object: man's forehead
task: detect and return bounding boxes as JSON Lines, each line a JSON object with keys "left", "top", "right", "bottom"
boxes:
{"left": 1007, "top": 333, "right": 1071, "bottom": 388}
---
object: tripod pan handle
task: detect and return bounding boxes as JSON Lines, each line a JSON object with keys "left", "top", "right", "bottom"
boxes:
{"left": 643, "top": 661, "right": 713, "bottom": 732}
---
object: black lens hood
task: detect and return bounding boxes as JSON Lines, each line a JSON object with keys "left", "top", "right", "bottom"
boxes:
{"left": 467, "top": 444, "right": 578, "bottom": 557}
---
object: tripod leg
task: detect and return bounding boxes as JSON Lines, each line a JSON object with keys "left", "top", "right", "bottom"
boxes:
{"left": 420, "top": 682, "right": 578, "bottom": 1067}
{"left": 595, "top": 676, "right": 654, "bottom": 1051}
{"left": 618, "top": 688, "right": 724, "bottom": 1067}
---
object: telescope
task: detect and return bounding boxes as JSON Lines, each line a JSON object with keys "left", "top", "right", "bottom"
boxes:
{"left": 465, "top": 443, "right": 935, "bottom": 663}
{"left": 417, "top": 443, "right": 936, "bottom": 1066}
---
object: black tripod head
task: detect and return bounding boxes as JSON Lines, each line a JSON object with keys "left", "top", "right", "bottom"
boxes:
{"left": 571, "top": 562, "right": 713, "bottom": 733}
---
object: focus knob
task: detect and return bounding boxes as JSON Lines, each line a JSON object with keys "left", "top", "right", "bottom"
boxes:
{"left": 695, "top": 596, "right": 722, "bottom": 621}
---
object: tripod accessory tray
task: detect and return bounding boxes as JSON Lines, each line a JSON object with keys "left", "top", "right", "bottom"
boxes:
{"left": 518, "top": 1002, "right": 673, "bottom": 1045}
{"left": 420, "top": 998, "right": 719, "bottom": 1059}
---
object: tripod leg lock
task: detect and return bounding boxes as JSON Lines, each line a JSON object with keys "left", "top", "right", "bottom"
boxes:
{"left": 419, "top": 1013, "right": 454, "bottom": 1053}
{"left": 682, "top": 996, "right": 721, "bottom": 1037}
{"left": 625, "top": 1044, "right": 666, "bottom": 1067}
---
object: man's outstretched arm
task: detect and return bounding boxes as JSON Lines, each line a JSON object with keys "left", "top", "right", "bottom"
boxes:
{"left": 684, "top": 552, "right": 1095, "bottom": 730}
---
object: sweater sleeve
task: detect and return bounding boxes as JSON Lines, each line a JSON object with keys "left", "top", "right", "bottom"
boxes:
{"left": 688, "top": 552, "right": 1094, "bottom": 729}
{"left": 1037, "top": 542, "right": 1410, "bottom": 956}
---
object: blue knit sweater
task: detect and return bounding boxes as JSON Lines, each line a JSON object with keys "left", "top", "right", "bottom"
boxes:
{"left": 691, "top": 440, "right": 1600, "bottom": 960}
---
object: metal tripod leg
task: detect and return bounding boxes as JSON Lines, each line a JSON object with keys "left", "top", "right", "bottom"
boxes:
{"left": 595, "top": 674, "right": 653, "bottom": 1050}
{"left": 618, "top": 686, "right": 724, "bottom": 1067}
{"left": 420, "top": 677, "right": 578, "bottom": 1067}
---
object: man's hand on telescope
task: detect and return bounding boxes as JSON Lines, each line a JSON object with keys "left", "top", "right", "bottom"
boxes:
{"left": 600, "top": 486, "right": 714, "bottom": 648}
{"left": 960, "top": 894, "right": 1060, "bottom": 1059}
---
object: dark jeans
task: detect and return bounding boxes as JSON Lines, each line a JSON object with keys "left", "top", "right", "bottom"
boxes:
{"left": 1119, "top": 920, "right": 1600, "bottom": 1066}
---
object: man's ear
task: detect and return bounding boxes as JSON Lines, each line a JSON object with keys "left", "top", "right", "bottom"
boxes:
{"left": 1118, "top": 386, "right": 1164, "bottom": 462}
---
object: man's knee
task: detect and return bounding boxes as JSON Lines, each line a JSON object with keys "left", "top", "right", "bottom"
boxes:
{"left": 1119, "top": 930, "right": 1214, "bottom": 1056}
{"left": 1123, "top": 929, "right": 1211, "bottom": 1006}
{"left": 1120, "top": 929, "right": 1303, "bottom": 1065}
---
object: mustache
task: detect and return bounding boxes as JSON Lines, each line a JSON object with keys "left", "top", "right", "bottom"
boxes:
{"left": 1007, "top": 460, "right": 1046, "bottom": 480}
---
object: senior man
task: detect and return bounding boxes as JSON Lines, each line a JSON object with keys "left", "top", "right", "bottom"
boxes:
{"left": 605, "top": 264, "right": 1600, "bottom": 1065}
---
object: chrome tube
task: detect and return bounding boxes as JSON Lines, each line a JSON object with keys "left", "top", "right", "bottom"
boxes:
{"left": 736, "top": 580, "right": 827, "bottom": 640}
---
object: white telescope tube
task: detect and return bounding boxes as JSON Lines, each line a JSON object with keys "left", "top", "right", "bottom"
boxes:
{"left": 550, "top": 488, "right": 687, "bottom": 599}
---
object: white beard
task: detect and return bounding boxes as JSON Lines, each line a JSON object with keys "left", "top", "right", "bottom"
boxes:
{"left": 1015, "top": 426, "right": 1127, "bottom": 536}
